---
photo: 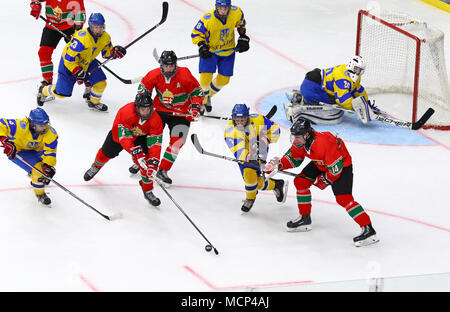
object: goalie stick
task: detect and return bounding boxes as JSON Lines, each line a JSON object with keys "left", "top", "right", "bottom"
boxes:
{"left": 13, "top": 154, "right": 123, "bottom": 221}
{"left": 169, "top": 105, "right": 278, "bottom": 121}
{"left": 39, "top": 15, "right": 141, "bottom": 85}
{"left": 88, "top": 2, "right": 169, "bottom": 77}
{"left": 292, "top": 102, "right": 435, "bottom": 130}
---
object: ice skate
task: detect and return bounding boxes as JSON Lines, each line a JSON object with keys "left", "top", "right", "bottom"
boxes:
{"left": 353, "top": 224, "right": 379, "bottom": 247}
{"left": 156, "top": 169, "right": 172, "bottom": 185}
{"left": 36, "top": 83, "right": 55, "bottom": 106}
{"left": 129, "top": 163, "right": 140, "bottom": 174}
{"left": 36, "top": 193, "right": 51, "bottom": 205}
{"left": 204, "top": 96, "right": 212, "bottom": 113}
{"left": 87, "top": 99, "right": 108, "bottom": 112}
{"left": 84, "top": 164, "right": 101, "bottom": 181}
{"left": 241, "top": 199, "right": 255, "bottom": 212}
{"left": 286, "top": 214, "right": 312, "bottom": 232}
{"left": 139, "top": 181, "right": 161, "bottom": 206}
{"left": 83, "top": 85, "right": 92, "bottom": 100}
{"left": 273, "top": 179, "right": 288, "bottom": 203}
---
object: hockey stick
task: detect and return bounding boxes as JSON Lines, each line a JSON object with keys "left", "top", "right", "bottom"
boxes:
{"left": 13, "top": 154, "right": 122, "bottom": 221}
{"left": 295, "top": 102, "right": 434, "bottom": 130}
{"left": 88, "top": 2, "right": 169, "bottom": 77}
{"left": 39, "top": 15, "right": 141, "bottom": 85}
{"left": 154, "top": 178, "right": 219, "bottom": 255}
{"left": 169, "top": 105, "right": 278, "bottom": 121}
{"left": 152, "top": 47, "right": 235, "bottom": 63}
{"left": 190, "top": 133, "right": 300, "bottom": 179}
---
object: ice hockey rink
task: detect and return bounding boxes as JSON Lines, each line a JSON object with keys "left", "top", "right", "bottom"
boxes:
{"left": 0, "top": 0, "right": 449, "bottom": 292}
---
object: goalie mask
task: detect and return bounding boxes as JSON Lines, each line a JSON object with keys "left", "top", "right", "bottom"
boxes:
{"left": 290, "top": 118, "right": 315, "bottom": 149}
{"left": 28, "top": 108, "right": 50, "bottom": 135}
{"left": 160, "top": 50, "right": 178, "bottom": 80}
{"left": 346, "top": 55, "right": 366, "bottom": 83}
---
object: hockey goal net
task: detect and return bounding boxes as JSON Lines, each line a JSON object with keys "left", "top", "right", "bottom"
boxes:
{"left": 356, "top": 10, "right": 450, "bottom": 130}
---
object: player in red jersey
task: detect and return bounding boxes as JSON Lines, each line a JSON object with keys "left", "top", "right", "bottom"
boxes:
{"left": 264, "top": 118, "right": 379, "bottom": 247}
{"left": 83, "top": 92, "right": 164, "bottom": 206}
{"left": 130, "top": 50, "right": 204, "bottom": 185}
{"left": 30, "top": 0, "right": 86, "bottom": 87}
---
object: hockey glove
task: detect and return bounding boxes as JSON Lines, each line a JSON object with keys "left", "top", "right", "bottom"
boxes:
{"left": 263, "top": 157, "right": 281, "bottom": 175}
{"left": 30, "top": 1, "right": 41, "bottom": 19}
{"left": 0, "top": 136, "right": 17, "bottom": 159}
{"left": 198, "top": 41, "right": 213, "bottom": 59}
{"left": 235, "top": 34, "right": 250, "bottom": 53}
{"left": 130, "top": 146, "right": 147, "bottom": 171}
{"left": 38, "top": 163, "right": 56, "bottom": 185}
{"left": 187, "top": 103, "right": 201, "bottom": 122}
{"left": 72, "top": 66, "right": 87, "bottom": 85}
{"left": 111, "top": 45, "right": 127, "bottom": 59}
{"left": 145, "top": 158, "right": 159, "bottom": 179}
{"left": 313, "top": 174, "right": 332, "bottom": 190}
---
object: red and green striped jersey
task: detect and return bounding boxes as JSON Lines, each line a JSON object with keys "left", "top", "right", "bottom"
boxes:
{"left": 281, "top": 131, "right": 352, "bottom": 183}
{"left": 40, "top": 0, "right": 86, "bottom": 31}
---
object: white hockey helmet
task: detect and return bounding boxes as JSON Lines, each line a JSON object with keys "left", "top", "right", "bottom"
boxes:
{"left": 346, "top": 55, "right": 366, "bottom": 83}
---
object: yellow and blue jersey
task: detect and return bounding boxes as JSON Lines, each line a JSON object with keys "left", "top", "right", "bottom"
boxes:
{"left": 224, "top": 114, "right": 280, "bottom": 161}
{"left": 61, "top": 28, "right": 113, "bottom": 73}
{"left": 0, "top": 118, "right": 58, "bottom": 167}
{"left": 321, "top": 64, "right": 368, "bottom": 110}
{"left": 191, "top": 6, "right": 246, "bottom": 57}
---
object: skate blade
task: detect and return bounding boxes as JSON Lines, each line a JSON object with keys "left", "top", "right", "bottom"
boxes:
{"left": 354, "top": 235, "right": 379, "bottom": 247}
{"left": 286, "top": 225, "right": 312, "bottom": 232}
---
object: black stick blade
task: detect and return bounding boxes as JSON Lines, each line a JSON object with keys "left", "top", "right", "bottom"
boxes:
{"left": 160, "top": 2, "right": 169, "bottom": 24}
{"left": 412, "top": 108, "right": 435, "bottom": 130}
{"left": 265, "top": 105, "right": 277, "bottom": 119}
{"left": 191, "top": 134, "right": 204, "bottom": 154}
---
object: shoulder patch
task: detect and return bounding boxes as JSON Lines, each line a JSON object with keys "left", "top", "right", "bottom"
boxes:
{"left": 231, "top": 6, "right": 238, "bottom": 11}
{"left": 20, "top": 120, "right": 27, "bottom": 129}
{"left": 50, "top": 127, "right": 57, "bottom": 135}
{"left": 78, "top": 30, "right": 86, "bottom": 37}
{"left": 204, "top": 13, "right": 212, "bottom": 20}
{"left": 250, "top": 113, "right": 259, "bottom": 118}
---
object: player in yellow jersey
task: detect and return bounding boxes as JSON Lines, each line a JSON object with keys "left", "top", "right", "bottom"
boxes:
{"left": 0, "top": 108, "right": 58, "bottom": 205}
{"left": 191, "top": 0, "right": 249, "bottom": 113}
{"left": 284, "top": 56, "right": 380, "bottom": 125}
{"left": 224, "top": 104, "right": 288, "bottom": 212}
{"left": 37, "top": 13, "right": 127, "bottom": 112}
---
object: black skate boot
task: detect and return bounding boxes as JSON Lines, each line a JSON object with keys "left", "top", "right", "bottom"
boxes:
{"left": 87, "top": 99, "right": 108, "bottom": 112}
{"left": 83, "top": 85, "right": 92, "bottom": 100}
{"left": 241, "top": 199, "right": 255, "bottom": 212}
{"left": 204, "top": 96, "right": 212, "bottom": 113}
{"left": 273, "top": 179, "right": 289, "bottom": 203}
{"left": 37, "top": 82, "right": 55, "bottom": 106}
{"left": 286, "top": 214, "right": 312, "bottom": 232}
{"left": 84, "top": 164, "right": 101, "bottom": 181}
{"left": 36, "top": 193, "right": 51, "bottom": 205}
{"left": 156, "top": 169, "right": 172, "bottom": 185}
{"left": 353, "top": 224, "right": 379, "bottom": 247}
{"left": 129, "top": 163, "right": 140, "bottom": 174}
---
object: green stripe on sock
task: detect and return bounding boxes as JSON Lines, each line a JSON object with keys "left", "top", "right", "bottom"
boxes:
{"left": 163, "top": 152, "right": 176, "bottom": 163}
{"left": 297, "top": 195, "right": 311, "bottom": 203}
{"left": 348, "top": 205, "right": 364, "bottom": 219}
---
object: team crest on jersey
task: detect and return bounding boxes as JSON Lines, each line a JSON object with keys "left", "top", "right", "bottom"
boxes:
{"left": 132, "top": 127, "right": 144, "bottom": 136}
{"left": 54, "top": 6, "right": 63, "bottom": 22}
{"left": 219, "top": 29, "right": 230, "bottom": 44}
{"left": 204, "top": 13, "right": 212, "bottom": 20}
{"left": 20, "top": 120, "right": 27, "bottom": 129}
{"left": 177, "top": 83, "right": 181, "bottom": 88}
{"left": 162, "top": 89, "right": 174, "bottom": 108}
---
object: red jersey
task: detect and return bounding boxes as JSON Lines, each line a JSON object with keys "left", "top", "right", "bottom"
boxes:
{"left": 37, "top": 0, "right": 86, "bottom": 31}
{"left": 112, "top": 102, "right": 163, "bottom": 162}
{"left": 139, "top": 67, "right": 203, "bottom": 117}
{"left": 280, "top": 131, "right": 352, "bottom": 183}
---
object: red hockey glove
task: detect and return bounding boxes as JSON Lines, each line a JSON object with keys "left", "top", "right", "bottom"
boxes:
{"left": 313, "top": 174, "right": 332, "bottom": 190}
{"left": 263, "top": 157, "right": 281, "bottom": 175}
{"left": 72, "top": 66, "right": 87, "bottom": 85}
{"left": 111, "top": 45, "right": 127, "bottom": 59}
{"left": 187, "top": 103, "right": 201, "bottom": 122}
{"left": 145, "top": 158, "right": 159, "bottom": 179}
{"left": 30, "top": 1, "right": 41, "bottom": 19}
{"left": 0, "top": 136, "right": 17, "bottom": 159}
{"left": 38, "top": 163, "right": 56, "bottom": 185}
{"left": 130, "top": 146, "right": 147, "bottom": 170}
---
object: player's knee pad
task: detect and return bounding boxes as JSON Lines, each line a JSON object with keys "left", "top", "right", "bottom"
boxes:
{"left": 294, "top": 174, "right": 313, "bottom": 190}
{"left": 214, "top": 74, "right": 230, "bottom": 87}
{"left": 243, "top": 168, "right": 258, "bottom": 184}
{"left": 199, "top": 73, "right": 213, "bottom": 89}
{"left": 92, "top": 80, "right": 107, "bottom": 93}
{"left": 335, "top": 194, "right": 354, "bottom": 208}
{"left": 38, "top": 46, "right": 55, "bottom": 61}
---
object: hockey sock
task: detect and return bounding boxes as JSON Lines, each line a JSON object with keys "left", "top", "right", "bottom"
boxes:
{"left": 38, "top": 46, "right": 55, "bottom": 83}
{"left": 94, "top": 149, "right": 110, "bottom": 168}
{"left": 140, "top": 176, "right": 154, "bottom": 192}
{"left": 43, "top": 85, "right": 66, "bottom": 98}
{"left": 207, "top": 74, "right": 230, "bottom": 98}
{"left": 294, "top": 175, "right": 313, "bottom": 214}
{"left": 30, "top": 162, "right": 45, "bottom": 195}
{"left": 89, "top": 80, "right": 107, "bottom": 104}
{"left": 243, "top": 168, "right": 258, "bottom": 200}
{"left": 258, "top": 177, "right": 275, "bottom": 191}
{"left": 336, "top": 194, "right": 371, "bottom": 227}
{"left": 160, "top": 136, "right": 184, "bottom": 171}
{"left": 199, "top": 72, "right": 213, "bottom": 104}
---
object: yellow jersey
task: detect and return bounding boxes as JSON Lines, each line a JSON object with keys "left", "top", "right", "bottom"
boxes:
{"left": 61, "top": 28, "right": 114, "bottom": 72}
{"left": 191, "top": 6, "right": 246, "bottom": 57}
{"left": 321, "top": 64, "right": 369, "bottom": 110}
{"left": 0, "top": 118, "right": 58, "bottom": 166}
{"left": 224, "top": 114, "right": 280, "bottom": 161}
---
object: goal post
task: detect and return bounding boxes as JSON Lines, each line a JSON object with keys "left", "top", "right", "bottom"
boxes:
{"left": 356, "top": 10, "right": 450, "bottom": 130}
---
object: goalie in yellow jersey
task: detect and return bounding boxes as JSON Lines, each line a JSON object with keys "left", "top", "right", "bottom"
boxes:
{"left": 284, "top": 56, "right": 380, "bottom": 125}
{"left": 0, "top": 108, "right": 58, "bottom": 206}
{"left": 37, "top": 13, "right": 127, "bottom": 112}
{"left": 191, "top": 0, "right": 249, "bottom": 113}
{"left": 224, "top": 104, "right": 288, "bottom": 212}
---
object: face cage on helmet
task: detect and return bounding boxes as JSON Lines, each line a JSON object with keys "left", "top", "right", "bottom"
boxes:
{"left": 89, "top": 23, "right": 105, "bottom": 38}
{"left": 160, "top": 64, "right": 177, "bottom": 80}
{"left": 232, "top": 116, "right": 249, "bottom": 130}
{"left": 30, "top": 120, "right": 50, "bottom": 135}
{"left": 136, "top": 105, "right": 153, "bottom": 121}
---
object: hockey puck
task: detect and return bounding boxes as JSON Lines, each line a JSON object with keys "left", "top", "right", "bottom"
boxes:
{"left": 205, "top": 245, "right": 212, "bottom": 252}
